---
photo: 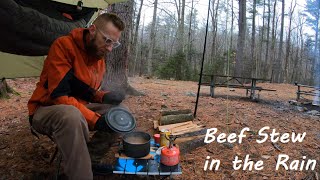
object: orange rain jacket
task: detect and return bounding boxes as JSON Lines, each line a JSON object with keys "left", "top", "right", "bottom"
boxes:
{"left": 28, "top": 28, "right": 107, "bottom": 130}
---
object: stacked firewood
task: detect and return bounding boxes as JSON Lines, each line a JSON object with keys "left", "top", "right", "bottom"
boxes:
{"left": 154, "top": 109, "right": 207, "bottom": 154}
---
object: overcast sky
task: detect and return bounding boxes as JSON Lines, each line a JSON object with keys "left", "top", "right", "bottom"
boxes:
{"left": 141, "top": 0, "right": 314, "bottom": 36}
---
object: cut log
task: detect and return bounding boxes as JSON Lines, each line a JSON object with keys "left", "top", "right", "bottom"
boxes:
{"left": 160, "top": 109, "right": 192, "bottom": 116}
{"left": 175, "top": 134, "right": 205, "bottom": 144}
{"left": 176, "top": 128, "right": 207, "bottom": 138}
{"left": 158, "top": 121, "right": 193, "bottom": 131}
{"left": 177, "top": 135, "right": 207, "bottom": 155}
{"left": 171, "top": 127, "right": 203, "bottom": 135}
{"left": 160, "top": 113, "right": 194, "bottom": 125}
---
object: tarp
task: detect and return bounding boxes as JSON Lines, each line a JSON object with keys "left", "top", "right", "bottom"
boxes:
{"left": 53, "top": 0, "right": 128, "bottom": 8}
{"left": 0, "top": 0, "right": 126, "bottom": 78}
{"left": 0, "top": 52, "right": 45, "bottom": 78}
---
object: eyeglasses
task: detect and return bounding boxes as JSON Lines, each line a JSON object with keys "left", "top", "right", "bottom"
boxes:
{"left": 97, "top": 28, "right": 121, "bottom": 49}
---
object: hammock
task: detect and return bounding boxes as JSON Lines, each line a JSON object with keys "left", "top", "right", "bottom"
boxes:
{"left": 0, "top": 0, "right": 97, "bottom": 56}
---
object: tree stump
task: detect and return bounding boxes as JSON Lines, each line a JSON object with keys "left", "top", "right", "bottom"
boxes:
{"left": 0, "top": 78, "right": 14, "bottom": 99}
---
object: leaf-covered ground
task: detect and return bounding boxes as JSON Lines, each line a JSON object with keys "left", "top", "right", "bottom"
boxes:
{"left": 0, "top": 77, "right": 319, "bottom": 179}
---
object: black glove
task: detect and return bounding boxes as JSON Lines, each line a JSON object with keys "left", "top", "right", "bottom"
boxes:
{"left": 94, "top": 115, "right": 110, "bottom": 132}
{"left": 102, "top": 91, "right": 125, "bottom": 105}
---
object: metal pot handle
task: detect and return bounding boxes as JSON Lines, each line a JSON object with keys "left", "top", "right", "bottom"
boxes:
{"left": 165, "top": 134, "right": 177, "bottom": 148}
{"left": 118, "top": 141, "right": 124, "bottom": 155}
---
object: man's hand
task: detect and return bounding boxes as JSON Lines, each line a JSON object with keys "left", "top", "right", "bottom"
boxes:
{"left": 102, "top": 91, "right": 125, "bottom": 105}
{"left": 94, "top": 115, "right": 110, "bottom": 132}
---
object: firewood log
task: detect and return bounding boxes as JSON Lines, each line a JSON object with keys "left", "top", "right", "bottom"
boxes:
{"left": 160, "top": 113, "right": 194, "bottom": 125}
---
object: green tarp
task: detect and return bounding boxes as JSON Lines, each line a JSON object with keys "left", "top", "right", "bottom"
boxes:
{"left": 0, "top": 52, "right": 45, "bottom": 78}
{"left": 53, "top": 0, "right": 128, "bottom": 8}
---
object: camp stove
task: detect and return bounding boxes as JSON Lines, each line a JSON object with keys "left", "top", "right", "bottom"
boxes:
{"left": 160, "top": 135, "right": 180, "bottom": 166}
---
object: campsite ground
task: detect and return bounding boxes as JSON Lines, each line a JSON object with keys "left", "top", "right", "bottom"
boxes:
{"left": 0, "top": 77, "right": 319, "bottom": 179}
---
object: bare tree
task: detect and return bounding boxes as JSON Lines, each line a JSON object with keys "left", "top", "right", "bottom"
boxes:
{"left": 291, "top": 17, "right": 304, "bottom": 82}
{"left": 147, "top": 0, "right": 158, "bottom": 77}
{"left": 234, "top": 0, "right": 246, "bottom": 76}
{"left": 259, "top": 0, "right": 266, "bottom": 76}
{"left": 269, "top": 0, "right": 277, "bottom": 78}
{"left": 173, "top": 0, "right": 185, "bottom": 80}
{"left": 210, "top": 0, "right": 220, "bottom": 64}
{"left": 103, "top": 1, "right": 142, "bottom": 96}
{"left": 272, "top": 0, "right": 285, "bottom": 82}
{"left": 283, "top": 0, "right": 296, "bottom": 83}
{"left": 186, "top": 0, "right": 194, "bottom": 71}
{"left": 132, "top": 0, "right": 144, "bottom": 76}
{"left": 251, "top": 0, "right": 257, "bottom": 77}
{"left": 139, "top": 14, "right": 146, "bottom": 77}
{"left": 229, "top": 0, "right": 234, "bottom": 52}
{"left": 264, "top": 0, "right": 271, "bottom": 77}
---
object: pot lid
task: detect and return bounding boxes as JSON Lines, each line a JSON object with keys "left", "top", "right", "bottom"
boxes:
{"left": 106, "top": 106, "right": 136, "bottom": 133}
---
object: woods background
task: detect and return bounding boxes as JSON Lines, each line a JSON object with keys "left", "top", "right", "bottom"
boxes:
{"left": 111, "top": 0, "right": 320, "bottom": 85}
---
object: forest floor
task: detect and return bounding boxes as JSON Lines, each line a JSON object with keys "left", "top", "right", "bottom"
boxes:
{"left": 0, "top": 77, "right": 319, "bottom": 180}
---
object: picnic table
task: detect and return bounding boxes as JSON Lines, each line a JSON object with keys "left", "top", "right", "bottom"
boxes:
{"left": 200, "top": 74, "right": 276, "bottom": 100}
{"left": 294, "top": 82, "right": 320, "bottom": 101}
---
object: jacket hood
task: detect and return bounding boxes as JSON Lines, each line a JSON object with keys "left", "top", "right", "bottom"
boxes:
{"left": 70, "top": 28, "right": 87, "bottom": 52}
{"left": 69, "top": 28, "right": 102, "bottom": 63}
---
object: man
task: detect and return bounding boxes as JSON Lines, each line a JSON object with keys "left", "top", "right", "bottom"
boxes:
{"left": 27, "top": 13, "right": 125, "bottom": 180}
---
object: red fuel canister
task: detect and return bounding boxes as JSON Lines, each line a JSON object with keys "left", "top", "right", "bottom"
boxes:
{"left": 160, "top": 145, "right": 180, "bottom": 166}
{"left": 160, "top": 135, "right": 180, "bottom": 166}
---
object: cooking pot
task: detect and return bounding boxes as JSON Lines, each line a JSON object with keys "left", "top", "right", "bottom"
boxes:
{"left": 122, "top": 131, "right": 151, "bottom": 158}
{"left": 105, "top": 106, "right": 136, "bottom": 133}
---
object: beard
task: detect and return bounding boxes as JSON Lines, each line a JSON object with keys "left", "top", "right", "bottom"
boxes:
{"left": 86, "top": 35, "right": 104, "bottom": 60}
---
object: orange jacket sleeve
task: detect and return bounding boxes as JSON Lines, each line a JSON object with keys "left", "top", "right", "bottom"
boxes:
{"left": 46, "top": 39, "right": 101, "bottom": 130}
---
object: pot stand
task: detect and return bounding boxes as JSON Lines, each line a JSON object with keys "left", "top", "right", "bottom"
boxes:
{"left": 113, "top": 138, "right": 182, "bottom": 176}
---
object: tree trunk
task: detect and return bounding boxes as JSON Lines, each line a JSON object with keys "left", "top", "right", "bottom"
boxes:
{"left": 186, "top": 0, "right": 194, "bottom": 79}
{"left": 313, "top": 1, "right": 320, "bottom": 88}
{"left": 132, "top": 0, "right": 144, "bottom": 76}
{"left": 272, "top": 0, "right": 284, "bottom": 83}
{"left": 269, "top": 0, "right": 277, "bottom": 78}
{"left": 259, "top": 0, "right": 266, "bottom": 77}
{"left": 0, "top": 78, "right": 14, "bottom": 99}
{"left": 146, "top": 0, "right": 158, "bottom": 77}
{"left": 175, "top": 0, "right": 185, "bottom": 80}
{"left": 251, "top": 0, "right": 256, "bottom": 77}
{"left": 291, "top": 30, "right": 300, "bottom": 83}
{"left": 210, "top": 0, "right": 219, "bottom": 67}
{"left": 295, "top": 21, "right": 304, "bottom": 82}
{"left": 264, "top": 0, "right": 271, "bottom": 78}
{"left": 284, "top": 0, "right": 296, "bottom": 83}
{"left": 234, "top": 0, "right": 246, "bottom": 77}
{"left": 229, "top": 0, "right": 234, "bottom": 52}
{"left": 139, "top": 14, "right": 146, "bottom": 77}
{"left": 103, "top": 1, "right": 142, "bottom": 96}
{"left": 228, "top": 0, "right": 235, "bottom": 73}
